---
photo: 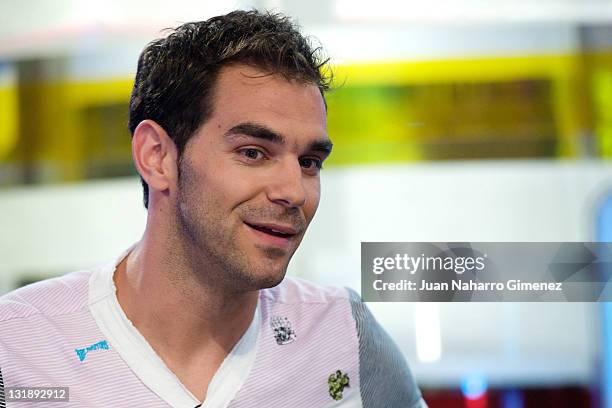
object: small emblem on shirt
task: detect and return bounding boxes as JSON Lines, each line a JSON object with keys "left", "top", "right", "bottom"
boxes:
{"left": 328, "top": 370, "right": 350, "bottom": 401}
{"left": 270, "top": 316, "right": 296, "bottom": 345}
{"left": 75, "top": 340, "right": 110, "bottom": 362}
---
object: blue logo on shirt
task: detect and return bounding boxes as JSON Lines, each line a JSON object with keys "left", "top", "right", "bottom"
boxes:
{"left": 75, "top": 340, "right": 109, "bottom": 362}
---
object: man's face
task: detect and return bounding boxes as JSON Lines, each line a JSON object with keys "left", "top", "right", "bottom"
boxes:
{"left": 174, "top": 64, "right": 331, "bottom": 291}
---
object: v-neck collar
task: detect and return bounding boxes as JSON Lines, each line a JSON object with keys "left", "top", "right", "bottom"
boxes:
{"left": 88, "top": 246, "right": 261, "bottom": 408}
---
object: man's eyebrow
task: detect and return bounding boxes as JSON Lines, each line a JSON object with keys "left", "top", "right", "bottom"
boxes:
{"left": 224, "top": 122, "right": 285, "bottom": 145}
{"left": 224, "top": 121, "right": 332, "bottom": 155}
{"left": 308, "top": 139, "right": 333, "bottom": 156}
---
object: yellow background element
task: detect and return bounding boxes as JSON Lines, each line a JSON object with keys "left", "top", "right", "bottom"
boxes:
{"left": 0, "top": 84, "right": 18, "bottom": 159}
{"left": 0, "top": 52, "right": 608, "bottom": 183}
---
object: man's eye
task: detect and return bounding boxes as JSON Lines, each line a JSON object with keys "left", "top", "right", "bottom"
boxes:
{"left": 299, "top": 157, "right": 323, "bottom": 170}
{"left": 241, "top": 148, "right": 264, "bottom": 160}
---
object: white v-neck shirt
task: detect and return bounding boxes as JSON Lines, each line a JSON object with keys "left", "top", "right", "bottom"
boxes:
{"left": 0, "top": 246, "right": 426, "bottom": 408}
{"left": 88, "top": 248, "right": 261, "bottom": 408}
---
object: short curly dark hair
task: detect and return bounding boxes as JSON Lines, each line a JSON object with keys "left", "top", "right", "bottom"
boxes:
{"left": 128, "top": 9, "right": 331, "bottom": 209}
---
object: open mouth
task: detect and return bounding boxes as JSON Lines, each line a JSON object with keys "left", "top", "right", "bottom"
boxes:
{"left": 244, "top": 222, "right": 296, "bottom": 239}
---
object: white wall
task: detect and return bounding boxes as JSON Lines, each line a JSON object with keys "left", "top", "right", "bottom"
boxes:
{"left": 1, "top": 160, "right": 610, "bottom": 386}
{"left": 0, "top": 0, "right": 593, "bottom": 63}
{"left": 294, "top": 160, "right": 610, "bottom": 386}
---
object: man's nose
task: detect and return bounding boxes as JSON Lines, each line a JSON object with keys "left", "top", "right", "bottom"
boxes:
{"left": 266, "top": 159, "right": 307, "bottom": 208}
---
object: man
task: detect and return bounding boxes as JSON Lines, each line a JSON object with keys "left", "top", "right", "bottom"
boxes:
{"left": 0, "top": 10, "right": 426, "bottom": 408}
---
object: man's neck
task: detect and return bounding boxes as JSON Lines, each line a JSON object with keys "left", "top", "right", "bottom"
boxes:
{"left": 113, "top": 237, "right": 259, "bottom": 400}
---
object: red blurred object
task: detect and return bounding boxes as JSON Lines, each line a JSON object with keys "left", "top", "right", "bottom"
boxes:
{"left": 465, "top": 394, "right": 488, "bottom": 408}
{"left": 422, "top": 386, "right": 592, "bottom": 408}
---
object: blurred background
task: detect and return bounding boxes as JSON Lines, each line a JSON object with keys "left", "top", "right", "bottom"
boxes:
{"left": 2, "top": 0, "right": 612, "bottom": 406}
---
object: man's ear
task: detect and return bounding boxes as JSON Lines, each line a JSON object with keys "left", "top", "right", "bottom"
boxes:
{"left": 131, "top": 120, "right": 179, "bottom": 199}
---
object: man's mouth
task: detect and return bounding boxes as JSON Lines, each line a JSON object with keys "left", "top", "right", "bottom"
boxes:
{"left": 244, "top": 222, "right": 298, "bottom": 239}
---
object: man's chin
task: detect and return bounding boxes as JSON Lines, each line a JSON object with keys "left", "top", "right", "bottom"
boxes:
{"left": 250, "top": 247, "right": 294, "bottom": 287}
{"left": 243, "top": 265, "right": 288, "bottom": 290}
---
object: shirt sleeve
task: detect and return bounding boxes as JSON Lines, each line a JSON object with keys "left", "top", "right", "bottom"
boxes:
{"left": 345, "top": 287, "right": 428, "bottom": 408}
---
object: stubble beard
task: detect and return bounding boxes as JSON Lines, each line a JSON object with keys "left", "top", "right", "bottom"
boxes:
{"left": 174, "top": 158, "right": 292, "bottom": 293}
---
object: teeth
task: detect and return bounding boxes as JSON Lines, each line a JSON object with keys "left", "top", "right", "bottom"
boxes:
{"left": 266, "top": 228, "right": 289, "bottom": 236}
{"left": 262, "top": 226, "right": 285, "bottom": 234}
{"left": 246, "top": 222, "right": 293, "bottom": 236}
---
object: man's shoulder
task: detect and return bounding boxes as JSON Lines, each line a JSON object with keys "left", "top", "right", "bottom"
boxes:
{"left": 0, "top": 268, "right": 94, "bottom": 323}
{"left": 260, "top": 275, "right": 351, "bottom": 305}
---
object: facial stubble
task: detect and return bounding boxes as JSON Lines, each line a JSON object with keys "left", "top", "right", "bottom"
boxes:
{"left": 174, "top": 157, "right": 298, "bottom": 293}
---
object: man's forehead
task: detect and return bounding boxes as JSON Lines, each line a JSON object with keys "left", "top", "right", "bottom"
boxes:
{"left": 212, "top": 64, "right": 325, "bottom": 109}
{"left": 206, "top": 64, "right": 328, "bottom": 144}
